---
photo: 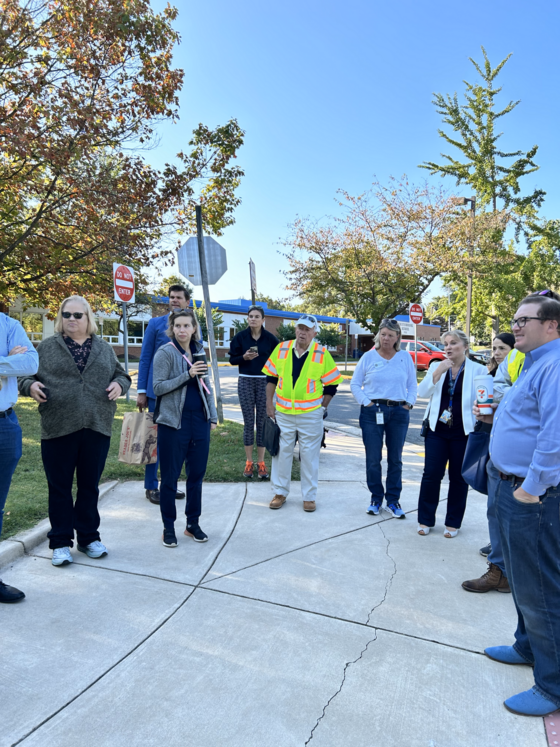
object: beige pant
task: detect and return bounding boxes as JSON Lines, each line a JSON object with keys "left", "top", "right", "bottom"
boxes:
{"left": 272, "top": 408, "right": 323, "bottom": 502}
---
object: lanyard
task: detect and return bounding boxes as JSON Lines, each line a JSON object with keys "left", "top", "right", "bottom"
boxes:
{"left": 447, "top": 362, "right": 464, "bottom": 411}
{"left": 168, "top": 342, "right": 210, "bottom": 394}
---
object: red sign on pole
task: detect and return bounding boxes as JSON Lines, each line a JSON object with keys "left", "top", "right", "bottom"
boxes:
{"left": 113, "top": 263, "right": 135, "bottom": 303}
{"left": 409, "top": 303, "right": 423, "bottom": 325}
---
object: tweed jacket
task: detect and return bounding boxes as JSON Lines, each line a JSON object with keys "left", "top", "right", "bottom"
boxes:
{"left": 152, "top": 340, "right": 217, "bottom": 428}
{"left": 18, "top": 334, "right": 131, "bottom": 439}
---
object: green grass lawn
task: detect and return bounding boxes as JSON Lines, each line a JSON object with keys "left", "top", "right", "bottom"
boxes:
{"left": 2, "top": 398, "right": 299, "bottom": 540}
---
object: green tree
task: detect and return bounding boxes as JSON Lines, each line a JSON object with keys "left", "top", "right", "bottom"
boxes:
{"left": 275, "top": 323, "right": 296, "bottom": 342}
{"left": 420, "top": 47, "right": 544, "bottom": 221}
{"left": 231, "top": 318, "right": 248, "bottom": 334}
{"left": 193, "top": 301, "right": 223, "bottom": 341}
{"left": 316, "top": 323, "right": 343, "bottom": 348}
{"left": 152, "top": 275, "right": 194, "bottom": 300}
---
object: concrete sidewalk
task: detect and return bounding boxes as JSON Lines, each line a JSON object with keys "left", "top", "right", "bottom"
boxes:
{"left": 0, "top": 426, "right": 548, "bottom": 747}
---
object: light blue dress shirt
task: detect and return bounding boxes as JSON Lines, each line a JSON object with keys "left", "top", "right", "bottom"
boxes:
{"left": 351, "top": 349, "right": 417, "bottom": 407}
{"left": 490, "top": 337, "right": 560, "bottom": 496}
{"left": 0, "top": 314, "right": 39, "bottom": 410}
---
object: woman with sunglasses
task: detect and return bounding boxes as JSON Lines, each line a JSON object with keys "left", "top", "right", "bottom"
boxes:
{"left": 228, "top": 305, "right": 278, "bottom": 479}
{"left": 351, "top": 318, "right": 417, "bottom": 519}
{"left": 19, "top": 296, "right": 131, "bottom": 567}
{"left": 416, "top": 329, "right": 486, "bottom": 537}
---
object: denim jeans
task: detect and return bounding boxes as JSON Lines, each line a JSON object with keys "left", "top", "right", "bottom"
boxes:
{"left": 417, "top": 428, "right": 469, "bottom": 528}
{"left": 144, "top": 397, "right": 160, "bottom": 491}
{"left": 486, "top": 460, "right": 506, "bottom": 575}
{"left": 495, "top": 476, "right": 560, "bottom": 706}
{"left": 359, "top": 403, "right": 410, "bottom": 505}
{"left": 0, "top": 410, "right": 22, "bottom": 536}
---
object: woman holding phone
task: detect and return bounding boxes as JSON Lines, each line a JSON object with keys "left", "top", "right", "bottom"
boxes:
{"left": 152, "top": 309, "right": 217, "bottom": 548}
{"left": 228, "top": 305, "right": 278, "bottom": 479}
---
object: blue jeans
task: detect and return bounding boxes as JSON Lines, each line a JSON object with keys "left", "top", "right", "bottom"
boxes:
{"left": 144, "top": 397, "right": 160, "bottom": 491}
{"left": 359, "top": 403, "right": 410, "bottom": 505}
{"left": 486, "top": 460, "right": 506, "bottom": 575}
{"left": 495, "top": 476, "right": 560, "bottom": 706}
{"left": 0, "top": 410, "right": 22, "bottom": 536}
{"left": 157, "top": 408, "right": 210, "bottom": 529}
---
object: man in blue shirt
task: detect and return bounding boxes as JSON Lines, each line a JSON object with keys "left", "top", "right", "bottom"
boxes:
{"left": 137, "top": 284, "right": 190, "bottom": 504}
{"left": 477, "top": 295, "right": 560, "bottom": 716}
{"left": 0, "top": 313, "right": 39, "bottom": 603}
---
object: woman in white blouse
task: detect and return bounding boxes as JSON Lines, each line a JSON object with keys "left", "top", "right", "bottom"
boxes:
{"left": 416, "top": 329, "right": 486, "bottom": 537}
{"left": 351, "top": 319, "right": 417, "bottom": 519}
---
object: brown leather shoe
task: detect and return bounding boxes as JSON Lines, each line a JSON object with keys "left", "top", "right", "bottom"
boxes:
{"left": 462, "top": 563, "right": 511, "bottom": 593}
{"left": 269, "top": 494, "right": 287, "bottom": 510}
{"left": 303, "top": 501, "right": 316, "bottom": 512}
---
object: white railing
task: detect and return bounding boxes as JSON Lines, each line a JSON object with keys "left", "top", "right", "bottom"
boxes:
{"left": 127, "top": 337, "right": 143, "bottom": 345}
{"left": 102, "top": 335, "right": 143, "bottom": 345}
{"left": 28, "top": 332, "right": 43, "bottom": 341}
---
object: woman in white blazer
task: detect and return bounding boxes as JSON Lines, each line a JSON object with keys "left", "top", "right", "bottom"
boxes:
{"left": 417, "top": 330, "right": 486, "bottom": 537}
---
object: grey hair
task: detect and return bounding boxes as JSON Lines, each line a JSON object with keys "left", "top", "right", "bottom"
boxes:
{"left": 374, "top": 320, "right": 402, "bottom": 352}
{"left": 54, "top": 296, "right": 98, "bottom": 335}
{"left": 442, "top": 329, "right": 469, "bottom": 348}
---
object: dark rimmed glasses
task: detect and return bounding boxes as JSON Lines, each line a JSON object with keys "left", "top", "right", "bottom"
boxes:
{"left": 510, "top": 316, "right": 550, "bottom": 329}
{"left": 61, "top": 312, "right": 84, "bottom": 319}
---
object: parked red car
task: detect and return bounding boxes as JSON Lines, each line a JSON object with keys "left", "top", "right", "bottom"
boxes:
{"left": 400, "top": 341, "right": 446, "bottom": 370}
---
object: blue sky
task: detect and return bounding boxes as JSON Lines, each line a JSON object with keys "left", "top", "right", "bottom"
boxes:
{"left": 148, "top": 0, "right": 560, "bottom": 305}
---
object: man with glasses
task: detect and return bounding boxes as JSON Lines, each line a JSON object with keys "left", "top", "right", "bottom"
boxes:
{"left": 263, "top": 315, "right": 342, "bottom": 512}
{"left": 475, "top": 294, "right": 560, "bottom": 716}
{"left": 137, "top": 284, "right": 190, "bottom": 504}
{"left": 0, "top": 312, "right": 38, "bottom": 602}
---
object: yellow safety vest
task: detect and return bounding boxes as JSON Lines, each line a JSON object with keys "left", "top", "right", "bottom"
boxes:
{"left": 262, "top": 340, "right": 343, "bottom": 414}
{"left": 507, "top": 349, "right": 525, "bottom": 383}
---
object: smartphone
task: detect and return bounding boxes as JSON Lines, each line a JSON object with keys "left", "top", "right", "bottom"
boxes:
{"left": 249, "top": 346, "right": 258, "bottom": 354}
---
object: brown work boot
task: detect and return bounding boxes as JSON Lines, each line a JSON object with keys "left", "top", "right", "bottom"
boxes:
{"left": 462, "top": 563, "right": 511, "bottom": 593}
{"left": 269, "top": 494, "right": 287, "bottom": 510}
{"left": 303, "top": 501, "right": 316, "bottom": 512}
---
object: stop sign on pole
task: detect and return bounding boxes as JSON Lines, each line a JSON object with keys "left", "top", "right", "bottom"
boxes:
{"left": 113, "top": 263, "right": 135, "bottom": 303}
{"left": 409, "top": 303, "right": 423, "bottom": 325}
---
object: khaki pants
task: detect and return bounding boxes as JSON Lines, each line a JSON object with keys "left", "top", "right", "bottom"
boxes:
{"left": 272, "top": 408, "right": 323, "bottom": 502}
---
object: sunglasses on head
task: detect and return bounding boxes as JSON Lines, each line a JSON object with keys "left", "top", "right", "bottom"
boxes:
{"left": 62, "top": 312, "right": 84, "bottom": 319}
{"left": 538, "top": 290, "right": 556, "bottom": 298}
{"left": 380, "top": 318, "right": 400, "bottom": 328}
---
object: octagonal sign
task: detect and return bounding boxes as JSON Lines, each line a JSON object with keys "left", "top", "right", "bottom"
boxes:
{"left": 178, "top": 236, "right": 228, "bottom": 286}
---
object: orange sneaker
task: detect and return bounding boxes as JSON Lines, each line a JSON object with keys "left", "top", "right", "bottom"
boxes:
{"left": 243, "top": 460, "right": 254, "bottom": 478}
{"left": 257, "top": 461, "right": 269, "bottom": 480}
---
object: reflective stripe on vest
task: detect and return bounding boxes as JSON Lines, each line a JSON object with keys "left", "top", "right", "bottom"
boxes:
{"left": 277, "top": 340, "right": 292, "bottom": 360}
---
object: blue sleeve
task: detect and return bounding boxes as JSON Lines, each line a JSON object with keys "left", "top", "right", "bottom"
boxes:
{"left": 0, "top": 319, "right": 39, "bottom": 376}
{"left": 137, "top": 319, "right": 157, "bottom": 392}
{"left": 523, "top": 363, "right": 560, "bottom": 496}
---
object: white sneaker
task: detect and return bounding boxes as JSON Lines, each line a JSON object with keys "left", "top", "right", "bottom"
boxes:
{"left": 52, "top": 547, "right": 73, "bottom": 566}
{"left": 77, "top": 541, "right": 108, "bottom": 559}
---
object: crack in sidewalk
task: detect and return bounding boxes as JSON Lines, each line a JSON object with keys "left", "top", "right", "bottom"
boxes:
{"left": 304, "top": 522, "right": 397, "bottom": 745}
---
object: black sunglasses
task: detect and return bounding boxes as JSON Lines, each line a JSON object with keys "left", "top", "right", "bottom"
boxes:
{"left": 62, "top": 311, "right": 84, "bottom": 319}
{"left": 380, "top": 319, "right": 400, "bottom": 328}
{"left": 538, "top": 290, "right": 555, "bottom": 298}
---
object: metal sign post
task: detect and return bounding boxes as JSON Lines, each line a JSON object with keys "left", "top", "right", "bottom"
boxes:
{"left": 345, "top": 319, "right": 349, "bottom": 370}
{"left": 409, "top": 303, "right": 424, "bottom": 373}
{"left": 249, "top": 259, "right": 257, "bottom": 305}
{"left": 195, "top": 205, "right": 224, "bottom": 424}
{"left": 113, "top": 263, "right": 135, "bottom": 403}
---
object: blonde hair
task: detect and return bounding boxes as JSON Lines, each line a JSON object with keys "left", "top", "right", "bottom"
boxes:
{"left": 442, "top": 329, "right": 469, "bottom": 348}
{"left": 54, "top": 296, "right": 98, "bottom": 335}
{"left": 166, "top": 309, "right": 199, "bottom": 340}
{"left": 374, "top": 319, "right": 402, "bottom": 352}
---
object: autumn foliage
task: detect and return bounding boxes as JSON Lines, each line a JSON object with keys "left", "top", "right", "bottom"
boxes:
{"left": 0, "top": 0, "right": 244, "bottom": 308}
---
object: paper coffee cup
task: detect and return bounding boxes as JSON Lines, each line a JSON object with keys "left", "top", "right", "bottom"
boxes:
{"left": 475, "top": 374, "right": 494, "bottom": 414}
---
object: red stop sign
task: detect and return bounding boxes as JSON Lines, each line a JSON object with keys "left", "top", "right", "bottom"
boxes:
{"left": 113, "top": 264, "right": 135, "bottom": 303}
{"left": 409, "top": 303, "right": 423, "bottom": 325}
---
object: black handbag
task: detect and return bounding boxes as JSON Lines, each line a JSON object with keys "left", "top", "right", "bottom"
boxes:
{"left": 263, "top": 416, "right": 281, "bottom": 457}
{"left": 420, "top": 418, "right": 430, "bottom": 438}
{"left": 461, "top": 425, "right": 491, "bottom": 494}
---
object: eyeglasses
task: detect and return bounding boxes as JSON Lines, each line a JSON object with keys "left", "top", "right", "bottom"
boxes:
{"left": 62, "top": 312, "right": 84, "bottom": 320}
{"left": 510, "top": 316, "right": 549, "bottom": 329}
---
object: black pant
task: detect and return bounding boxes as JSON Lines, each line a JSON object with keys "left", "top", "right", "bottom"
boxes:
{"left": 42, "top": 429, "right": 111, "bottom": 549}
{"left": 417, "top": 428, "right": 469, "bottom": 528}
{"left": 158, "top": 408, "right": 211, "bottom": 529}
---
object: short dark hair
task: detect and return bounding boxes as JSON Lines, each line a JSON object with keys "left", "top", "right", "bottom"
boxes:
{"left": 247, "top": 305, "right": 265, "bottom": 318}
{"left": 494, "top": 332, "right": 515, "bottom": 349}
{"left": 168, "top": 284, "right": 190, "bottom": 301}
{"left": 520, "top": 295, "right": 560, "bottom": 334}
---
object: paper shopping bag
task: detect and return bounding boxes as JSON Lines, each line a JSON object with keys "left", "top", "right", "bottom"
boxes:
{"left": 118, "top": 411, "right": 158, "bottom": 465}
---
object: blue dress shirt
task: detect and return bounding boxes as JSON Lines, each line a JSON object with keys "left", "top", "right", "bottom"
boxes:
{"left": 0, "top": 314, "right": 39, "bottom": 410}
{"left": 490, "top": 337, "right": 560, "bottom": 496}
{"left": 137, "top": 314, "right": 170, "bottom": 400}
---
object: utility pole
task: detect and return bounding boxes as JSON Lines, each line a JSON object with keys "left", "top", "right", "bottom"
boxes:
{"left": 195, "top": 205, "right": 224, "bottom": 423}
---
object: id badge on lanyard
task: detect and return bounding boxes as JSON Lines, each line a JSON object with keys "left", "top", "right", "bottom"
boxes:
{"left": 439, "top": 363, "right": 464, "bottom": 427}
